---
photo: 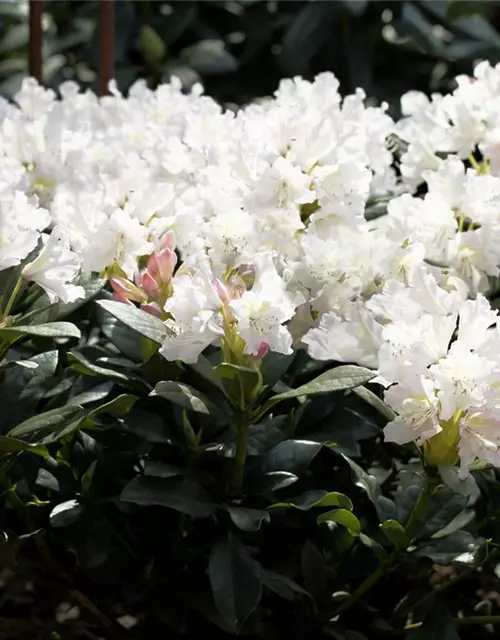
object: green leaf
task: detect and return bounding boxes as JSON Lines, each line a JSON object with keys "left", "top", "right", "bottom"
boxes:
{"left": 0, "top": 435, "right": 48, "bottom": 458}
{"left": 269, "top": 490, "right": 353, "bottom": 511}
{"left": 209, "top": 537, "right": 262, "bottom": 633}
{"left": 248, "top": 471, "right": 299, "bottom": 493}
{"left": 68, "top": 351, "right": 134, "bottom": 385}
{"left": 421, "top": 487, "right": 468, "bottom": 538}
{"left": 343, "top": 455, "right": 396, "bottom": 522}
{"left": 250, "top": 440, "right": 322, "bottom": 478}
{"left": 359, "top": 533, "right": 387, "bottom": 561}
{"left": 406, "top": 599, "right": 459, "bottom": 639}
{"left": 96, "top": 299, "right": 167, "bottom": 344}
{"left": 121, "top": 407, "right": 171, "bottom": 443}
{"left": 180, "top": 39, "right": 239, "bottom": 75}
{"left": 353, "top": 386, "right": 396, "bottom": 421}
{"left": 88, "top": 394, "right": 138, "bottom": 418}
{"left": 8, "top": 405, "right": 85, "bottom": 440}
{"left": 278, "top": 1, "right": 340, "bottom": 72}
{"left": 121, "top": 476, "right": 215, "bottom": 517}
{"left": 380, "top": 520, "right": 410, "bottom": 550}
{"left": 0, "top": 321, "right": 81, "bottom": 343}
{"left": 137, "top": 25, "right": 166, "bottom": 66}
{"left": 317, "top": 509, "right": 361, "bottom": 535}
{"left": 261, "top": 569, "right": 312, "bottom": 602}
{"left": 50, "top": 499, "right": 84, "bottom": 528}
{"left": 261, "top": 365, "right": 374, "bottom": 414}
{"left": 246, "top": 416, "right": 286, "bottom": 455}
{"left": 227, "top": 507, "right": 270, "bottom": 532}
{"left": 152, "top": 381, "right": 228, "bottom": 421}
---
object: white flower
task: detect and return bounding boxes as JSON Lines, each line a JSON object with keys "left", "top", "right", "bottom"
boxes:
{"left": 229, "top": 254, "right": 296, "bottom": 355}
{"left": 22, "top": 227, "right": 84, "bottom": 303}
{"left": 384, "top": 375, "right": 441, "bottom": 445}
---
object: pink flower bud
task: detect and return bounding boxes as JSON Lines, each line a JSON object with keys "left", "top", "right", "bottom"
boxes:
{"left": 247, "top": 341, "right": 270, "bottom": 361}
{"left": 139, "top": 270, "right": 159, "bottom": 298}
{"left": 160, "top": 230, "right": 176, "bottom": 251}
{"left": 110, "top": 277, "right": 145, "bottom": 303}
{"left": 146, "top": 254, "right": 160, "bottom": 280}
{"left": 212, "top": 278, "right": 230, "bottom": 305}
{"left": 156, "top": 247, "right": 177, "bottom": 283}
{"left": 141, "top": 301, "right": 163, "bottom": 318}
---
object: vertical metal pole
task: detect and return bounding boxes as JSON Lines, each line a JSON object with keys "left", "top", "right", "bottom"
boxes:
{"left": 28, "top": 0, "right": 43, "bottom": 83}
{"left": 98, "top": 0, "right": 115, "bottom": 96}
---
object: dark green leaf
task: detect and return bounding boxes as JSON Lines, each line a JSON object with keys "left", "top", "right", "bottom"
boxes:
{"left": 121, "top": 476, "right": 215, "bottom": 517}
{"left": 261, "top": 569, "right": 312, "bottom": 601}
{"left": 227, "top": 507, "right": 270, "bottom": 532}
{"left": 300, "top": 541, "right": 326, "bottom": 600}
{"left": 50, "top": 499, "right": 84, "bottom": 528}
{"left": 180, "top": 39, "right": 239, "bottom": 75}
{"left": 152, "top": 381, "right": 228, "bottom": 420}
{"left": 96, "top": 299, "right": 167, "bottom": 344}
{"left": 263, "top": 365, "right": 375, "bottom": 414}
{"left": 121, "top": 407, "right": 171, "bottom": 443}
{"left": 278, "top": 2, "right": 340, "bottom": 72}
{"left": 88, "top": 394, "right": 138, "bottom": 418}
{"left": 0, "top": 321, "right": 81, "bottom": 343}
{"left": 247, "top": 471, "right": 299, "bottom": 493}
{"left": 343, "top": 455, "right": 396, "bottom": 522}
{"left": 250, "top": 439, "right": 321, "bottom": 477}
{"left": 8, "top": 405, "right": 85, "bottom": 440}
{"left": 209, "top": 537, "right": 262, "bottom": 633}
{"left": 269, "top": 490, "right": 353, "bottom": 511}
{"left": 0, "top": 435, "right": 49, "bottom": 458}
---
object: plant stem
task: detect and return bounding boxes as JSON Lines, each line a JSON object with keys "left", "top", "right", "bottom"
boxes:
{"left": 335, "top": 475, "right": 438, "bottom": 616}
{"left": 2, "top": 275, "right": 24, "bottom": 319}
{"left": 405, "top": 615, "right": 500, "bottom": 631}
{"left": 404, "top": 475, "right": 438, "bottom": 542}
{"left": 230, "top": 416, "right": 249, "bottom": 496}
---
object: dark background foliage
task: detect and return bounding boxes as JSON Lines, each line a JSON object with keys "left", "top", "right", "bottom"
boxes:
{"left": 2, "top": 0, "right": 500, "bottom": 113}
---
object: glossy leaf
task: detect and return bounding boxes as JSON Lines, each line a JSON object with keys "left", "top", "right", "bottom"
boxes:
{"left": 96, "top": 299, "right": 167, "bottom": 344}
{"left": 121, "top": 476, "right": 215, "bottom": 518}
{"left": 209, "top": 537, "right": 262, "bottom": 632}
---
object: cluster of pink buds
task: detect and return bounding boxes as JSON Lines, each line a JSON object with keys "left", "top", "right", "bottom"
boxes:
{"left": 110, "top": 232, "right": 177, "bottom": 318}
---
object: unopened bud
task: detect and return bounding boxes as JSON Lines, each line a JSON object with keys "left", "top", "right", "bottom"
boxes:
{"left": 156, "top": 247, "right": 177, "bottom": 282}
{"left": 139, "top": 270, "right": 160, "bottom": 298}
{"left": 212, "top": 278, "right": 230, "bottom": 305}
{"left": 247, "top": 341, "right": 270, "bottom": 361}
{"left": 110, "top": 277, "right": 145, "bottom": 303}
{"left": 160, "top": 230, "right": 176, "bottom": 251}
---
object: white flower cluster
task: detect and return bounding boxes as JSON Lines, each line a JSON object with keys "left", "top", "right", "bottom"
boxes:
{"left": 5, "top": 64, "right": 500, "bottom": 477}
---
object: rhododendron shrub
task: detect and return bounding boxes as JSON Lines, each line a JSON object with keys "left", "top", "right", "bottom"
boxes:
{"left": 2, "top": 70, "right": 500, "bottom": 639}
